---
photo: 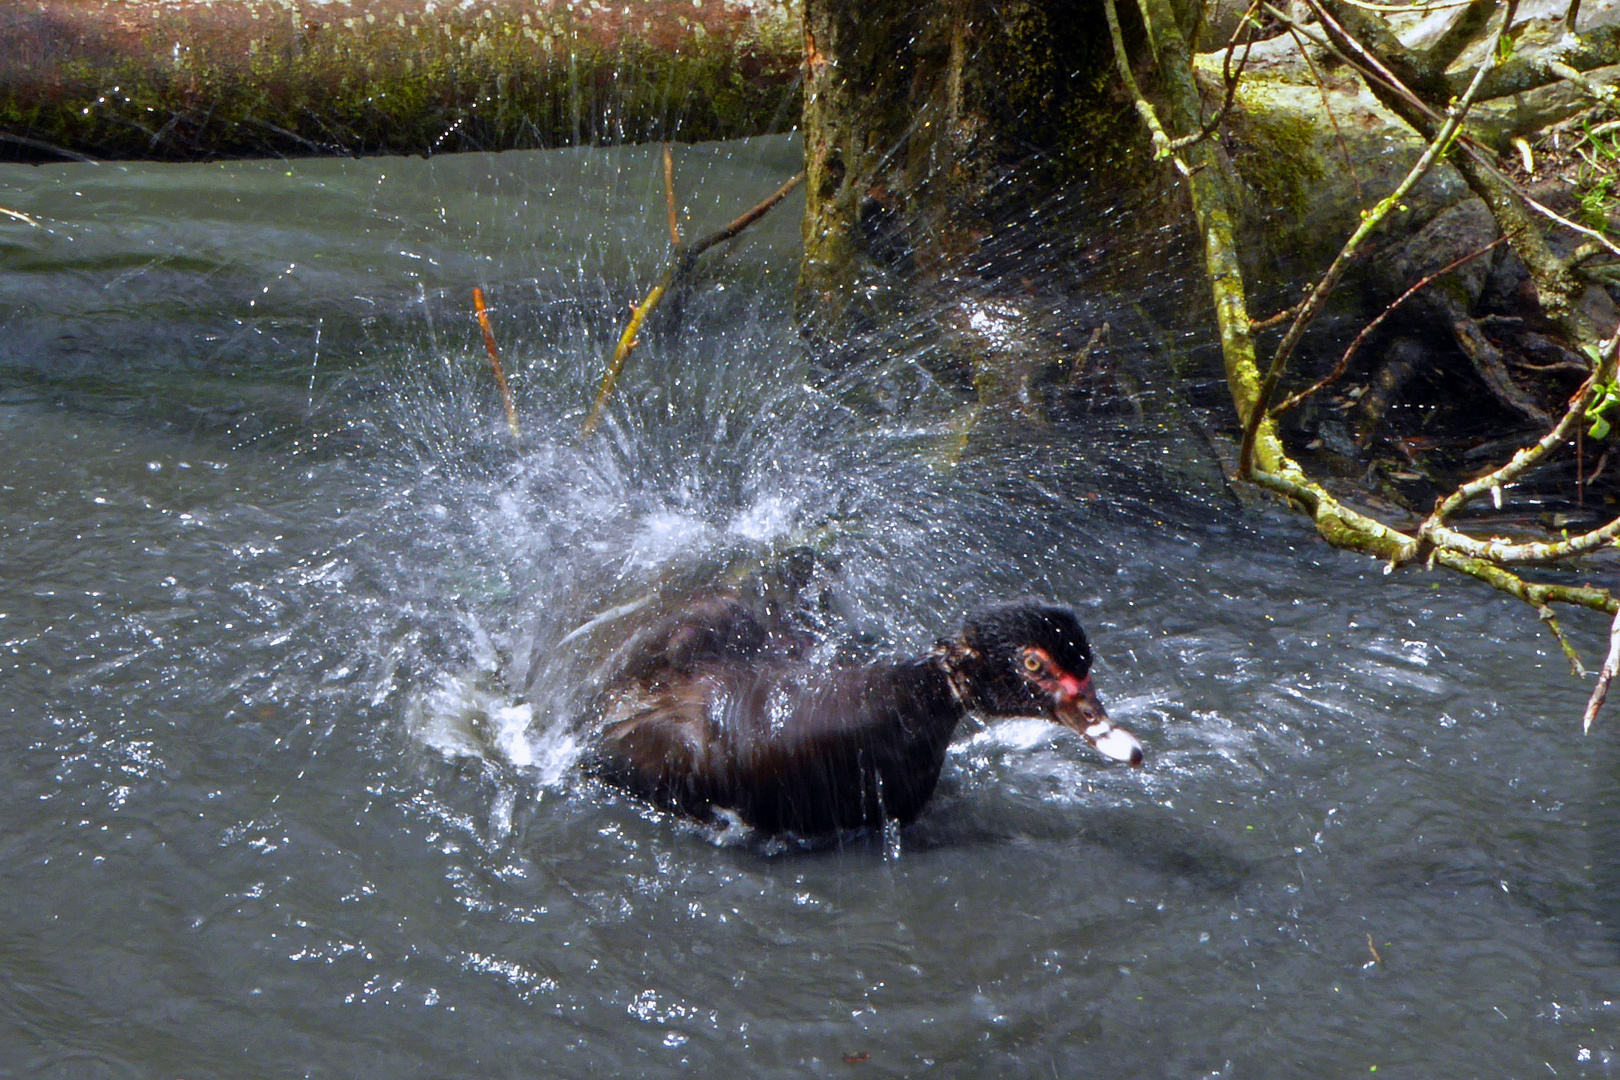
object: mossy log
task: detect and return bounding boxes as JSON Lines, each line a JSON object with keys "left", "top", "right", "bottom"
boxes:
{"left": 0, "top": 0, "right": 801, "bottom": 161}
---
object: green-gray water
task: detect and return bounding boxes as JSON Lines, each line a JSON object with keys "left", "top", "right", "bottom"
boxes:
{"left": 2, "top": 136, "right": 1618, "bottom": 1077}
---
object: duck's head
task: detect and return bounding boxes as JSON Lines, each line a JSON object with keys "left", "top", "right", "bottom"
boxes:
{"left": 946, "top": 599, "right": 1143, "bottom": 767}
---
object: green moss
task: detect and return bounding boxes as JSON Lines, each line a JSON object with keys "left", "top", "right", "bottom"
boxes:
{"left": 1229, "top": 105, "right": 1323, "bottom": 222}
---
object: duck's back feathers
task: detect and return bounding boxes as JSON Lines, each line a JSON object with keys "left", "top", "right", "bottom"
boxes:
{"left": 585, "top": 657, "right": 964, "bottom": 834}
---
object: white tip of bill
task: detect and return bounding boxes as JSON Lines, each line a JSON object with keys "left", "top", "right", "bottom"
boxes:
{"left": 1085, "top": 720, "right": 1145, "bottom": 767}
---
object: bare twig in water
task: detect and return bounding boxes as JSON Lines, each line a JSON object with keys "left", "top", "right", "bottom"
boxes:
{"left": 663, "top": 144, "right": 681, "bottom": 247}
{"left": 473, "top": 286, "right": 521, "bottom": 444}
{"left": 0, "top": 206, "right": 40, "bottom": 227}
{"left": 1072, "top": 323, "right": 1111, "bottom": 378}
{"left": 1269, "top": 238, "right": 1505, "bottom": 417}
{"left": 582, "top": 169, "right": 804, "bottom": 437}
{"left": 684, "top": 171, "right": 804, "bottom": 260}
{"left": 1586, "top": 605, "right": 1620, "bottom": 733}
{"left": 1365, "top": 932, "right": 1382, "bottom": 965}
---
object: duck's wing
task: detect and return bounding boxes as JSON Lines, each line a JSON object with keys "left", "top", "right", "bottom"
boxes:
{"left": 584, "top": 677, "right": 727, "bottom": 819}
{"left": 609, "top": 594, "right": 770, "bottom": 688}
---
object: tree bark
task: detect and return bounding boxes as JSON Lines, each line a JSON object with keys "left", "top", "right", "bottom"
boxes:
{"left": 796, "top": 0, "right": 1135, "bottom": 335}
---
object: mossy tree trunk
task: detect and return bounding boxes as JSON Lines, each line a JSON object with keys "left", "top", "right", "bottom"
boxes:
{"left": 796, "top": 0, "right": 1138, "bottom": 335}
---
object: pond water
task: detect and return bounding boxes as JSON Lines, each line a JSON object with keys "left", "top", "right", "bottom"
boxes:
{"left": 2, "top": 135, "right": 1619, "bottom": 1079}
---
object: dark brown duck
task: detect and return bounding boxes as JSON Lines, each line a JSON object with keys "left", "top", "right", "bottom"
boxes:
{"left": 583, "top": 597, "right": 1143, "bottom": 835}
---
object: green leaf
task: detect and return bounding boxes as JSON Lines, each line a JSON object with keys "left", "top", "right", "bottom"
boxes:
{"left": 1590, "top": 415, "right": 1611, "bottom": 440}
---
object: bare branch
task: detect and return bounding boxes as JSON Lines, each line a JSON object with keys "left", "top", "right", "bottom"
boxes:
{"left": 1521, "top": 192, "right": 1620, "bottom": 260}
{"left": 1585, "top": 606, "right": 1620, "bottom": 732}
{"left": 1269, "top": 237, "right": 1505, "bottom": 417}
{"left": 582, "top": 170, "right": 804, "bottom": 437}
{"left": 1543, "top": 57, "right": 1620, "bottom": 107}
{"left": 1425, "top": 514, "right": 1620, "bottom": 564}
{"left": 472, "top": 286, "right": 520, "bottom": 445}
{"left": 663, "top": 144, "right": 681, "bottom": 247}
{"left": 1168, "top": 3, "right": 1262, "bottom": 154}
{"left": 1424, "top": 332, "right": 1615, "bottom": 528}
{"left": 685, "top": 171, "right": 804, "bottom": 259}
{"left": 1539, "top": 604, "right": 1589, "bottom": 677}
{"left": 1451, "top": 26, "right": 1620, "bottom": 102}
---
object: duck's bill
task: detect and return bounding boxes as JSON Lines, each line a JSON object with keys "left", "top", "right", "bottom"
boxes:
{"left": 1080, "top": 718, "right": 1144, "bottom": 766}
{"left": 1054, "top": 677, "right": 1144, "bottom": 767}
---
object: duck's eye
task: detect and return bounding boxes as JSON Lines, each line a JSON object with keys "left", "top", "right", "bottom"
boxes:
{"left": 1022, "top": 654, "right": 1042, "bottom": 673}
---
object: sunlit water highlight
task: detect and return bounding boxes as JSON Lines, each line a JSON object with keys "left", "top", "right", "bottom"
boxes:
{"left": 2, "top": 136, "right": 1619, "bottom": 1078}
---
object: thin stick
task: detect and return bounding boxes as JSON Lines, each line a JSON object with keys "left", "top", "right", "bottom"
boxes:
{"left": 581, "top": 269, "right": 672, "bottom": 437}
{"left": 685, "top": 170, "right": 804, "bottom": 259}
{"left": 1269, "top": 237, "right": 1504, "bottom": 417}
{"left": 663, "top": 144, "right": 681, "bottom": 247}
{"left": 581, "top": 170, "right": 805, "bottom": 437}
{"left": 473, "top": 287, "right": 521, "bottom": 444}
{"left": 1288, "top": 24, "right": 1363, "bottom": 202}
{"left": 1522, "top": 193, "right": 1620, "bottom": 260}
{"left": 1584, "top": 605, "right": 1620, "bottom": 732}
{"left": 1539, "top": 604, "right": 1589, "bottom": 677}
{"left": 1251, "top": 302, "right": 1305, "bottom": 331}
{"left": 1072, "top": 323, "right": 1111, "bottom": 378}
{"left": 1237, "top": 3, "right": 1508, "bottom": 476}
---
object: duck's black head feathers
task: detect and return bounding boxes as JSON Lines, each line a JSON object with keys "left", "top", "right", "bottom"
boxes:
{"left": 950, "top": 599, "right": 1094, "bottom": 716}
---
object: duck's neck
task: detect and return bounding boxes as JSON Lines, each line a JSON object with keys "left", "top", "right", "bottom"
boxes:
{"left": 931, "top": 639, "right": 983, "bottom": 715}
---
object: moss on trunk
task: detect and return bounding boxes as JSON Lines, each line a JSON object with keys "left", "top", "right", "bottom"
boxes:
{"left": 796, "top": 0, "right": 1140, "bottom": 334}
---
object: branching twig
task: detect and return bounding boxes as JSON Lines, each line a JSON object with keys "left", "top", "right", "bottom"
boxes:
{"left": 1105, "top": 0, "right": 1193, "bottom": 175}
{"left": 581, "top": 169, "right": 805, "bottom": 437}
{"left": 1112, "top": 0, "right": 1619, "bottom": 666}
{"left": 1423, "top": 513, "right": 1620, "bottom": 564}
{"left": 1168, "top": 3, "right": 1261, "bottom": 154}
{"left": 1269, "top": 237, "right": 1505, "bottom": 417}
{"left": 1425, "top": 325, "right": 1620, "bottom": 530}
{"left": 472, "top": 286, "right": 520, "bottom": 445}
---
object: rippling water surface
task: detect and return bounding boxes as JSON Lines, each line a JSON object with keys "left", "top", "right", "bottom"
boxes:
{"left": 2, "top": 136, "right": 1619, "bottom": 1078}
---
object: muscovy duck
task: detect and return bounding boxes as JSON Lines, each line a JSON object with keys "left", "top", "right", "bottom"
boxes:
{"left": 582, "top": 597, "right": 1142, "bottom": 835}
